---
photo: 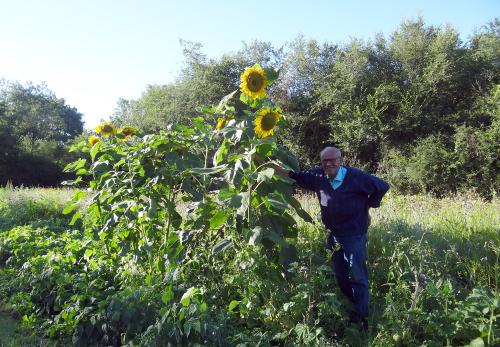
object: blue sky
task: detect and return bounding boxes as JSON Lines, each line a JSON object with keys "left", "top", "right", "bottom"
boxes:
{"left": 1, "top": 0, "right": 498, "bottom": 129}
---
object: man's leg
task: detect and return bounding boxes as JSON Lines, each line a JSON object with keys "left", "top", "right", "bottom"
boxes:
{"left": 331, "top": 234, "right": 369, "bottom": 319}
{"left": 331, "top": 244, "right": 355, "bottom": 302}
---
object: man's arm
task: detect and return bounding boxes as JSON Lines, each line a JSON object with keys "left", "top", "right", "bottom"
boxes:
{"left": 367, "top": 175, "right": 390, "bottom": 208}
{"left": 253, "top": 155, "right": 316, "bottom": 191}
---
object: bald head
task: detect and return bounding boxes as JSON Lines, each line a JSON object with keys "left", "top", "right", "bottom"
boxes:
{"left": 320, "top": 147, "right": 341, "bottom": 160}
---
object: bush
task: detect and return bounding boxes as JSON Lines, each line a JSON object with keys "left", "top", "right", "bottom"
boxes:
{"left": 452, "top": 124, "right": 499, "bottom": 199}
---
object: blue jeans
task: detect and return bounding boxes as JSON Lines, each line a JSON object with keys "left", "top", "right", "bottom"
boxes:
{"left": 328, "top": 233, "right": 369, "bottom": 318}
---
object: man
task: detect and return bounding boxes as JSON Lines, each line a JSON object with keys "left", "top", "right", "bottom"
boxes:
{"left": 273, "top": 146, "right": 389, "bottom": 329}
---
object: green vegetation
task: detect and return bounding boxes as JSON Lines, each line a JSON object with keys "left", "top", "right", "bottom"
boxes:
{"left": 0, "top": 306, "right": 44, "bottom": 347}
{"left": 0, "top": 16, "right": 498, "bottom": 346}
{"left": 0, "top": 80, "right": 84, "bottom": 187}
{"left": 0, "top": 185, "right": 75, "bottom": 231}
{"left": 0, "top": 75, "right": 498, "bottom": 344}
{"left": 0, "top": 188, "right": 498, "bottom": 346}
{"left": 113, "top": 17, "right": 499, "bottom": 199}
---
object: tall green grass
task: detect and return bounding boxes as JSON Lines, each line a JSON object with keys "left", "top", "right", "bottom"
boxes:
{"left": 294, "top": 191, "right": 499, "bottom": 345}
{"left": 0, "top": 185, "right": 74, "bottom": 231}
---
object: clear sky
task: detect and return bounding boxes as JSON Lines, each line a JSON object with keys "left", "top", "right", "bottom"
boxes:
{"left": 1, "top": 0, "right": 498, "bottom": 129}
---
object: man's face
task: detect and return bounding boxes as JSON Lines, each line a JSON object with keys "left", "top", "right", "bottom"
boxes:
{"left": 321, "top": 149, "right": 342, "bottom": 178}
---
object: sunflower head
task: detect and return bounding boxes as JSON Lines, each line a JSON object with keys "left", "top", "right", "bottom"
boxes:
{"left": 254, "top": 107, "right": 282, "bottom": 138}
{"left": 215, "top": 117, "right": 227, "bottom": 130}
{"left": 95, "top": 122, "right": 117, "bottom": 136}
{"left": 240, "top": 65, "right": 267, "bottom": 100}
{"left": 118, "top": 127, "right": 137, "bottom": 137}
{"left": 88, "top": 135, "right": 101, "bottom": 147}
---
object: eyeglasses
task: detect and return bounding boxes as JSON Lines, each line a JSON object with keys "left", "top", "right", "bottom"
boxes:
{"left": 321, "top": 157, "right": 341, "bottom": 164}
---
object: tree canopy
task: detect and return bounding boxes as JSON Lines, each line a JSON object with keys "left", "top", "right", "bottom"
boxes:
{"left": 0, "top": 80, "right": 83, "bottom": 186}
{"left": 113, "top": 18, "right": 499, "bottom": 198}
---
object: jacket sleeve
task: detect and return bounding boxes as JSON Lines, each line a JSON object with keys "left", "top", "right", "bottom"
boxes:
{"left": 366, "top": 174, "right": 390, "bottom": 208}
{"left": 288, "top": 169, "right": 318, "bottom": 192}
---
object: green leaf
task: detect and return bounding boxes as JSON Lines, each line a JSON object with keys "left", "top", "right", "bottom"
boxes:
{"left": 69, "top": 210, "right": 81, "bottom": 226}
{"left": 236, "top": 192, "right": 250, "bottom": 216}
{"left": 257, "top": 168, "right": 275, "bottom": 183}
{"left": 180, "top": 287, "right": 200, "bottom": 307}
{"left": 147, "top": 198, "right": 158, "bottom": 218}
{"left": 228, "top": 300, "right": 240, "bottom": 313}
{"left": 162, "top": 285, "right": 174, "bottom": 305}
{"left": 256, "top": 142, "right": 275, "bottom": 157}
{"left": 239, "top": 92, "right": 261, "bottom": 108}
{"left": 184, "top": 318, "right": 201, "bottom": 338}
{"left": 63, "top": 203, "right": 76, "bottom": 215}
{"left": 209, "top": 210, "right": 228, "bottom": 229}
{"left": 90, "top": 141, "right": 102, "bottom": 161}
{"left": 92, "top": 161, "right": 109, "bottom": 176}
{"left": 227, "top": 153, "right": 246, "bottom": 162}
{"left": 63, "top": 158, "right": 87, "bottom": 173}
{"left": 200, "top": 105, "right": 216, "bottom": 114}
{"left": 228, "top": 194, "right": 242, "bottom": 208}
{"left": 274, "top": 147, "right": 300, "bottom": 172}
{"left": 171, "top": 209, "right": 183, "bottom": 229}
{"left": 266, "top": 192, "right": 288, "bottom": 212}
{"left": 467, "top": 337, "right": 485, "bottom": 347}
{"left": 214, "top": 139, "right": 230, "bottom": 165}
{"left": 190, "top": 165, "right": 227, "bottom": 175}
{"left": 280, "top": 244, "right": 298, "bottom": 268}
{"left": 227, "top": 159, "right": 245, "bottom": 187}
{"left": 212, "top": 238, "right": 233, "bottom": 254}
{"left": 264, "top": 68, "right": 279, "bottom": 85}
{"left": 261, "top": 214, "right": 286, "bottom": 236}
{"left": 215, "top": 89, "right": 238, "bottom": 113}
{"left": 75, "top": 168, "right": 88, "bottom": 175}
{"left": 84, "top": 248, "right": 94, "bottom": 260}
{"left": 240, "top": 92, "right": 251, "bottom": 105}
{"left": 264, "top": 230, "right": 287, "bottom": 247}
{"left": 192, "top": 116, "right": 209, "bottom": 130}
{"left": 249, "top": 226, "right": 264, "bottom": 245}
{"left": 282, "top": 225, "right": 298, "bottom": 238}
{"left": 289, "top": 196, "right": 313, "bottom": 223}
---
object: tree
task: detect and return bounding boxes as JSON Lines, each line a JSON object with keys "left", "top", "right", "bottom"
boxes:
{"left": 0, "top": 80, "right": 83, "bottom": 186}
{"left": 273, "top": 36, "right": 337, "bottom": 166}
{"left": 111, "top": 18, "right": 499, "bottom": 197}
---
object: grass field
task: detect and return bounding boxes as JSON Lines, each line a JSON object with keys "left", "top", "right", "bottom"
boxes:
{"left": 0, "top": 187, "right": 498, "bottom": 346}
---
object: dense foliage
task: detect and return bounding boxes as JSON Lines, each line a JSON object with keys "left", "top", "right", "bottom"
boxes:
{"left": 0, "top": 64, "right": 499, "bottom": 346}
{"left": 0, "top": 80, "right": 84, "bottom": 186}
{"left": 114, "top": 18, "right": 499, "bottom": 198}
{"left": 0, "top": 15, "right": 498, "bottom": 347}
{"left": 0, "top": 188, "right": 498, "bottom": 346}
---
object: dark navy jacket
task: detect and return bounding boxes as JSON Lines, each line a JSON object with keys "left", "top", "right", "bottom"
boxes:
{"left": 289, "top": 166, "right": 389, "bottom": 236}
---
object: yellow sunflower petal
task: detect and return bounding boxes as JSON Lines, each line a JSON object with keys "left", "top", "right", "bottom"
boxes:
{"left": 88, "top": 135, "right": 100, "bottom": 147}
{"left": 95, "top": 122, "right": 116, "bottom": 136}
{"left": 215, "top": 117, "right": 227, "bottom": 130}
{"left": 118, "top": 127, "right": 137, "bottom": 137}
{"left": 240, "top": 65, "right": 267, "bottom": 100}
{"left": 254, "top": 107, "right": 282, "bottom": 138}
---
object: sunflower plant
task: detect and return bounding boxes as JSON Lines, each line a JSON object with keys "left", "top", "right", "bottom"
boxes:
{"left": 63, "top": 121, "right": 211, "bottom": 278}
{"left": 64, "top": 65, "right": 310, "bottom": 279}
{"left": 202, "top": 65, "right": 311, "bottom": 269}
